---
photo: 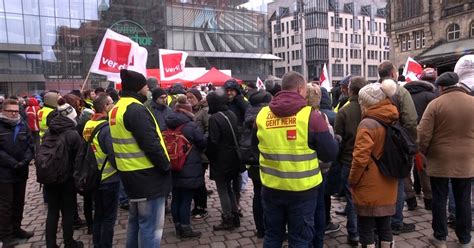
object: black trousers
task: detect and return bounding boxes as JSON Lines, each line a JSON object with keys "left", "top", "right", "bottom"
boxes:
{"left": 357, "top": 216, "right": 392, "bottom": 245}
{"left": 73, "top": 191, "right": 94, "bottom": 227}
{"left": 431, "top": 177, "right": 472, "bottom": 244}
{"left": 0, "top": 181, "right": 27, "bottom": 239}
{"left": 252, "top": 178, "right": 264, "bottom": 233}
{"left": 45, "top": 180, "right": 76, "bottom": 248}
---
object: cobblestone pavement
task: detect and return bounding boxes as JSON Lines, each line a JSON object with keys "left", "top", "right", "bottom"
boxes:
{"left": 13, "top": 169, "right": 474, "bottom": 248}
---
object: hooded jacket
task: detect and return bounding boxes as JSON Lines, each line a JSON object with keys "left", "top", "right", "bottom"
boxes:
{"left": 349, "top": 99, "right": 399, "bottom": 216}
{"left": 404, "top": 80, "right": 438, "bottom": 123}
{"left": 206, "top": 91, "right": 242, "bottom": 181}
{"left": 320, "top": 87, "right": 336, "bottom": 126}
{"left": 253, "top": 90, "right": 339, "bottom": 200}
{"left": 116, "top": 90, "right": 172, "bottom": 199}
{"left": 165, "top": 111, "right": 206, "bottom": 189}
{"left": 0, "top": 118, "right": 34, "bottom": 183}
{"left": 25, "top": 97, "right": 40, "bottom": 132}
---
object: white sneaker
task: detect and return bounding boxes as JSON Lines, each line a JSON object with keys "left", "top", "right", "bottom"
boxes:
{"left": 428, "top": 235, "right": 447, "bottom": 248}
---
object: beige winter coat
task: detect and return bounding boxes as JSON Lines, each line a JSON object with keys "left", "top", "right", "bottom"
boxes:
{"left": 417, "top": 88, "right": 474, "bottom": 178}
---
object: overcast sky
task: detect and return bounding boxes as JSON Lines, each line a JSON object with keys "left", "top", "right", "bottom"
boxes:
{"left": 239, "top": 0, "right": 274, "bottom": 12}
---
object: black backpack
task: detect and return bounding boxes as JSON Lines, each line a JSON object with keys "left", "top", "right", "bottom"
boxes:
{"left": 369, "top": 117, "right": 418, "bottom": 179}
{"left": 73, "top": 122, "right": 109, "bottom": 195}
{"left": 35, "top": 130, "right": 72, "bottom": 185}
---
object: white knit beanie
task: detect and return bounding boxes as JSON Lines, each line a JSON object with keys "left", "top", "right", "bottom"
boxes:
{"left": 358, "top": 79, "right": 397, "bottom": 107}
{"left": 57, "top": 102, "right": 77, "bottom": 123}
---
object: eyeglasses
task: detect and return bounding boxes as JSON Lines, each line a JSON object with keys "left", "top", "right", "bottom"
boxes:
{"left": 4, "top": 109, "right": 19, "bottom": 114}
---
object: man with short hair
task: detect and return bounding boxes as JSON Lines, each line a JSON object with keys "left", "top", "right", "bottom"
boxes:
{"left": 0, "top": 99, "right": 35, "bottom": 246}
{"left": 418, "top": 72, "right": 473, "bottom": 248}
{"left": 148, "top": 88, "right": 172, "bottom": 131}
{"left": 254, "top": 71, "right": 339, "bottom": 247}
{"left": 378, "top": 61, "right": 418, "bottom": 235}
{"left": 109, "top": 69, "right": 171, "bottom": 248}
{"left": 83, "top": 93, "right": 119, "bottom": 248}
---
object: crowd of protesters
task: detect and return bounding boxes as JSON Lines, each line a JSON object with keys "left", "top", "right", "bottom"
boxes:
{"left": 0, "top": 55, "right": 473, "bottom": 248}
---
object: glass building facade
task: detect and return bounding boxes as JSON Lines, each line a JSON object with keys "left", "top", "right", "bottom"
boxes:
{"left": 0, "top": 0, "right": 272, "bottom": 96}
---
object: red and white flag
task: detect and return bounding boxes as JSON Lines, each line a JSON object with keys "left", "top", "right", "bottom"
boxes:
{"left": 402, "top": 57, "right": 423, "bottom": 83}
{"left": 256, "top": 77, "right": 265, "bottom": 90}
{"left": 159, "top": 49, "right": 188, "bottom": 81}
{"left": 89, "top": 29, "right": 148, "bottom": 82}
{"left": 320, "top": 63, "right": 331, "bottom": 90}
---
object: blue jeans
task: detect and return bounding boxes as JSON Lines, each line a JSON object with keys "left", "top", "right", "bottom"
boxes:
{"left": 171, "top": 188, "right": 194, "bottom": 225}
{"left": 341, "top": 165, "right": 359, "bottom": 240}
{"left": 313, "top": 174, "right": 326, "bottom": 248}
{"left": 119, "top": 180, "right": 129, "bottom": 205}
{"left": 216, "top": 179, "right": 238, "bottom": 217}
{"left": 263, "top": 189, "right": 318, "bottom": 248}
{"left": 93, "top": 182, "right": 120, "bottom": 248}
{"left": 126, "top": 197, "right": 166, "bottom": 248}
{"left": 391, "top": 178, "right": 405, "bottom": 227}
{"left": 431, "top": 177, "right": 472, "bottom": 244}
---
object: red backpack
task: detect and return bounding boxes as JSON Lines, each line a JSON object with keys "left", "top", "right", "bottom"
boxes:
{"left": 162, "top": 125, "right": 193, "bottom": 172}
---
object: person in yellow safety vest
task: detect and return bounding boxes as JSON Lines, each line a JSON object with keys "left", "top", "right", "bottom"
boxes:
{"left": 38, "top": 91, "right": 59, "bottom": 139}
{"left": 82, "top": 93, "right": 120, "bottom": 248}
{"left": 334, "top": 75, "right": 352, "bottom": 113}
{"left": 254, "top": 71, "right": 339, "bottom": 247}
{"left": 82, "top": 89, "right": 96, "bottom": 110}
{"left": 109, "top": 69, "right": 171, "bottom": 247}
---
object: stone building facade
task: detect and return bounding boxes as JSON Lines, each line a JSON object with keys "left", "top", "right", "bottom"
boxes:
{"left": 388, "top": 0, "right": 474, "bottom": 70}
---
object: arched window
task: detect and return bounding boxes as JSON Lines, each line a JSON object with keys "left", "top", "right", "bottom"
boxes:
{"left": 447, "top": 23, "right": 460, "bottom": 41}
{"left": 471, "top": 22, "right": 474, "bottom": 37}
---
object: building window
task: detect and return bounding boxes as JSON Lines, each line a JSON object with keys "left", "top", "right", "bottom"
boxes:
{"left": 332, "top": 64, "right": 344, "bottom": 77}
{"left": 351, "top": 65, "right": 361, "bottom": 76}
{"left": 471, "top": 22, "right": 474, "bottom": 37}
{"left": 368, "top": 65, "right": 378, "bottom": 77}
{"left": 399, "top": 0, "right": 422, "bottom": 20}
{"left": 447, "top": 23, "right": 460, "bottom": 41}
{"left": 414, "top": 31, "right": 423, "bottom": 49}
{"left": 275, "top": 67, "right": 286, "bottom": 78}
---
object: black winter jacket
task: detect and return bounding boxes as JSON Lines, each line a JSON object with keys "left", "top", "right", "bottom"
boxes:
{"left": 404, "top": 80, "right": 438, "bottom": 123}
{"left": 46, "top": 111, "right": 83, "bottom": 181}
{"left": 165, "top": 111, "right": 206, "bottom": 189}
{"left": 241, "top": 103, "right": 266, "bottom": 181}
{"left": 0, "top": 119, "right": 34, "bottom": 183}
{"left": 206, "top": 92, "right": 241, "bottom": 181}
{"left": 148, "top": 100, "right": 173, "bottom": 131}
{"left": 228, "top": 94, "right": 249, "bottom": 127}
{"left": 119, "top": 90, "right": 171, "bottom": 199}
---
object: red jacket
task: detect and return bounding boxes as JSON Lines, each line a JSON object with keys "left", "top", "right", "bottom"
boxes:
{"left": 25, "top": 98, "right": 40, "bottom": 132}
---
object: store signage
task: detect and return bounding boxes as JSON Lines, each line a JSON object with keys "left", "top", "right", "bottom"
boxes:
{"left": 110, "top": 20, "right": 153, "bottom": 46}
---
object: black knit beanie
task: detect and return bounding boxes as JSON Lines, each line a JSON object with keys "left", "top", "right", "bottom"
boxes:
{"left": 120, "top": 69, "right": 147, "bottom": 92}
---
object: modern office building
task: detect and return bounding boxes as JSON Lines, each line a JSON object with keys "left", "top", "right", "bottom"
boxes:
{"left": 0, "top": 0, "right": 274, "bottom": 96}
{"left": 328, "top": 1, "right": 388, "bottom": 82}
{"left": 268, "top": 0, "right": 387, "bottom": 83}
{"left": 388, "top": 0, "right": 474, "bottom": 71}
{"left": 268, "top": 0, "right": 329, "bottom": 80}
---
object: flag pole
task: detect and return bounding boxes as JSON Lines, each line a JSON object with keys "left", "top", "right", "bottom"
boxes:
{"left": 81, "top": 70, "right": 91, "bottom": 91}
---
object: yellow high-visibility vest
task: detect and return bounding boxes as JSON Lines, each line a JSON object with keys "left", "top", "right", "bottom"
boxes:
{"left": 83, "top": 119, "right": 117, "bottom": 181}
{"left": 109, "top": 97, "right": 169, "bottom": 172}
{"left": 256, "top": 106, "right": 322, "bottom": 191}
{"left": 38, "top": 106, "right": 55, "bottom": 138}
{"left": 334, "top": 100, "right": 350, "bottom": 113}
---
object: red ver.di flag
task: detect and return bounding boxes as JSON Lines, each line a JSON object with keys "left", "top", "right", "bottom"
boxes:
{"left": 90, "top": 29, "right": 148, "bottom": 82}
{"left": 159, "top": 49, "right": 188, "bottom": 81}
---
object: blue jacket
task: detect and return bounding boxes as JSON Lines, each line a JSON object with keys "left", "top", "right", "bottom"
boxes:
{"left": 165, "top": 111, "right": 207, "bottom": 189}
